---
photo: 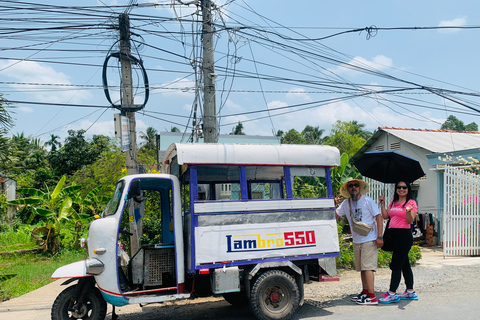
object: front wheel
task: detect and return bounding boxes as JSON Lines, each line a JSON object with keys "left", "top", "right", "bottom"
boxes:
{"left": 51, "top": 284, "right": 107, "bottom": 320}
{"left": 250, "top": 270, "right": 300, "bottom": 320}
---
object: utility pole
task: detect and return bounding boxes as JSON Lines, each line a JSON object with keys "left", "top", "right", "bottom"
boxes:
{"left": 119, "top": 13, "right": 138, "bottom": 176}
{"left": 201, "top": 0, "right": 217, "bottom": 143}
{"left": 119, "top": 13, "right": 140, "bottom": 255}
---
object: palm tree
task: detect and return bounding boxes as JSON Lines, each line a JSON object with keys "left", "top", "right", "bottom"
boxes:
{"left": 45, "top": 134, "right": 61, "bottom": 152}
{"left": 301, "top": 125, "right": 325, "bottom": 144}
{"left": 229, "top": 122, "right": 245, "bottom": 135}
{"left": 349, "top": 121, "right": 372, "bottom": 140}
{"left": 140, "top": 127, "right": 158, "bottom": 150}
{"left": 0, "top": 94, "right": 14, "bottom": 131}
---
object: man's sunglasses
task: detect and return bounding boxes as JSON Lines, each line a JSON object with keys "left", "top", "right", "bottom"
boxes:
{"left": 396, "top": 185, "right": 408, "bottom": 190}
{"left": 347, "top": 183, "right": 360, "bottom": 188}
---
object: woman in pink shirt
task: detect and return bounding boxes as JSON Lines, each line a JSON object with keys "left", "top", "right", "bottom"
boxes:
{"left": 378, "top": 181, "right": 418, "bottom": 303}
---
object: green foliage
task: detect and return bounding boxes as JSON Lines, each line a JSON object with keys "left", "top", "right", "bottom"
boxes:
{"left": 0, "top": 223, "right": 36, "bottom": 252}
{"left": 282, "top": 129, "right": 305, "bottom": 144}
{"left": 331, "top": 153, "right": 361, "bottom": 195}
{"left": 138, "top": 146, "right": 159, "bottom": 173}
{"left": 0, "top": 274, "right": 16, "bottom": 300}
{"left": 138, "top": 190, "right": 163, "bottom": 245}
{"left": 301, "top": 125, "right": 324, "bottom": 144}
{"left": 293, "top": 177, "right": 328, "bottom": 198}
{"left": 139, "top": 217, "right": 162, "bottom": 245}
{"left": 70, "top": 147, "right": 126, "bottom": 197}
{"left": 0, "top": 132, "right": 48, "bottom": 179}
{"left": 139, "top": 126, "right": 158, "bottom": 150}
{"left": 229, "top": 122, "right": 246, "bottom": 135}
{"left": 336, "top": 235, "right": 355, "bottom": 269}
{"left": 0, "top": 193, "right": 7, "bottom": 220}
{"left": 0, "top": 94, "right": 14, "bottom": 130}
{"left": 0, "top": 249, "right": 86, "bottom": 301}
{"left": 441, "top": 115, "right": 478, "bottom": 132}
{"left": 44, "top": 134, "right": 61, "bottom": 152}
{"left": 408, "top": 245, "right": 422, "bottom": 265}
{"left": 9, "top": 176, "right": 98, "bottom": 253}
{"left": 48, "top": 130, "right": 112, "bottom": 177}
{"left": 323, "top": 121, "right": 366, "bottom": 158}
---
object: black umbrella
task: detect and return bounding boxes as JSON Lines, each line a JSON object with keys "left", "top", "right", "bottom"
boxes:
{"left": 354, "top": 150, "right": 425, "bottom": 183}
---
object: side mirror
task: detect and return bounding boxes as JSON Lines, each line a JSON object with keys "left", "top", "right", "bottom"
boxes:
{"left": 127, "top": 180, "right": 142, "bottom": 202}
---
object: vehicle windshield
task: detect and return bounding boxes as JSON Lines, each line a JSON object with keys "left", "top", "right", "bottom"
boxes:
{"left": 102, "top": 181, "right": 124, "bottom": 217}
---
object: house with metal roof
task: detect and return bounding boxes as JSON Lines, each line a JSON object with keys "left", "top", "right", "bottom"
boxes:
{"left": 352, "top": 127, "right": 480, "bottom": 253}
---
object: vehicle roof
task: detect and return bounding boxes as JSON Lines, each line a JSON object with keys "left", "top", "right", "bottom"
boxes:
{"left": 162, "top": 143, "right": 340, "bottom": 167}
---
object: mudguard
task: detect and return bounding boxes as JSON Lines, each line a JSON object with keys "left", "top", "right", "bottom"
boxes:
{"left": 51, "top": 260, "right": 91, "bottom": 279}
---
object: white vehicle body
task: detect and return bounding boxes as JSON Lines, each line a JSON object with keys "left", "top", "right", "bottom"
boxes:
{"left": 51, "top": 143, "right": 341, "bottom": 320}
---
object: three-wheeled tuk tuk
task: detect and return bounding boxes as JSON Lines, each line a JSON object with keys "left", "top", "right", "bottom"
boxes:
{"left": 51, "top": 143, "right": 341, "bottom": 320}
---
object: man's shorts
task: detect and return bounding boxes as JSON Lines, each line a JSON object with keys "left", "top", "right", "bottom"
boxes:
{"left": 353, "top": 241, "right": 378, "bottom": 271}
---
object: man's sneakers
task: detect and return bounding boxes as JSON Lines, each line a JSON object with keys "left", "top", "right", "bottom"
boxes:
{"left": 356, "top": 294, "right": 378, "bottom": 305}
{"left": 351, "top": 291, "right": 367, "bottom": 302}
{"left": 399, "top": 290, "right": 418, "bottom": 300}
{"left": 379, "top": 292, "right": 400, "bottom": 304}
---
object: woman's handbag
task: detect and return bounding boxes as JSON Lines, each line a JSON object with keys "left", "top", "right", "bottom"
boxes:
{"left": 381, "top": 219, "right": 394, "bottom": 251}
{"left": 348, "top": 198, "right": 373, "bottom": 236}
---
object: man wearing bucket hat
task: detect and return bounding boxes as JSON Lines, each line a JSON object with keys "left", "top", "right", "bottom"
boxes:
{"left": 335, "top": 179, "right": 383, "bottom": 305}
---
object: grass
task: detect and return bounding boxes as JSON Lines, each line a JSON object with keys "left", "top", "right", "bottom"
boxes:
{"left": 0, "top": 222, "right": 87, "bottom": 301}
{"left": 0, "top": 223, "right": 37, "bottom": 252}
{"left": 0, "top": 250, "right": 86, "bottom": 301}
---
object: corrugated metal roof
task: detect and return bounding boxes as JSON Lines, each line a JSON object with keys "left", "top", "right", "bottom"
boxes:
{"left": 381, "top": 127, "right": 480, "bottom": 153}
{"left": 351, "top": 127, "right": 480, "bottom": 163}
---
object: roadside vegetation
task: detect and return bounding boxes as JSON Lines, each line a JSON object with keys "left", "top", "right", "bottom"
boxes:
{"left": 0, "top": 119, "right": 434, "bottom": 301}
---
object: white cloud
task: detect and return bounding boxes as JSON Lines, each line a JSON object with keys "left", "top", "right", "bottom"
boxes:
{"left": 0, "top": 60, "right": 92, "bottom": 104}
{"left": 222, "top": 99, "right": 244, "bottom": 112}
{"left": 438, "top": 17, "right": 467, "bottom": 33}
{"left": 332, "top": 55, "right": 393, "bottom": 76}
{"left": 18, "top": 106, "right": 33, "bottom": 113}
{"left": 241, "top": 95, "right": 445, "bottom": 137}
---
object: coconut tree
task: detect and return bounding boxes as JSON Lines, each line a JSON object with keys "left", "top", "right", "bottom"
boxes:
{"left": 45, "top": 134, "right": 61, "bottom": 152}
{"left": 140, "top": 127, "right": 158, "bottom": 150}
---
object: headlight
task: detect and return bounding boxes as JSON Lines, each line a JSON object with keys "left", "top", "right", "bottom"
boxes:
{"left": 85, "top": 258, "right": 104, "bottom": 275}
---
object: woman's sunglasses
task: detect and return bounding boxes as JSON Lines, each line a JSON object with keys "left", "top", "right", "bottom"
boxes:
{"left": 396, "top": 185, "right": 408, "bottom": 190}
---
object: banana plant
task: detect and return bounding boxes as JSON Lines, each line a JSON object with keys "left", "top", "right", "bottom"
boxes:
{"left": 9, "top": 176, "right": 81, "bottom": 253}
{"left": 331, "top": 153, "right": 361, "bottom": 196}
{"left": 69, "top": 185, "right": 110, "bottom": 249}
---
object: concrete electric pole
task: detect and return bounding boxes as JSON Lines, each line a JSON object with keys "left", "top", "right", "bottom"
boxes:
{"left": 119, "top": 13, "right": 140, "bottom": 255}
{"left": 201, "top": 0, "right": 218, "bottom": 143}
{"left": 119, "top": 13, "right": 138, "bottom": 176}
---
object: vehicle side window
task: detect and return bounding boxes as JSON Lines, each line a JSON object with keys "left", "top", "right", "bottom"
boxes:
{"left": 196, "top": 166, "right": 241, "bottom": 201}
{"left": 249, "top": 182, "right": 283, "bottom": 199}
{"left": 245, "top": 165, "right": 284, "bottom": 200}
{"left": 290, "top": 167, "right": 328, "bottom": 199}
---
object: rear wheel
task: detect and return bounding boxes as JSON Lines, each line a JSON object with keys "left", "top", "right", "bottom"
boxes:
{"left": 51, "top": 284, "right": 107, "bottom": 320}
{"left": 249, "top": 270, "right": 299, "bottom": 320}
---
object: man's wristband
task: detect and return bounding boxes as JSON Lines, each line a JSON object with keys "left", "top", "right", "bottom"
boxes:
{"left": 377, "top": 236, "right": 383, "bottom": 240}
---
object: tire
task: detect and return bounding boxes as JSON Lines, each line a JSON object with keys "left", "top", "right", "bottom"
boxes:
{"left": 223, "top": 291, "right": 249, "bottom": 306}
{"left": 249, "top": 270, "right": 300, "bottom": 320}
{"left": 51, "top": 284, "right": 107, "bottom": 320}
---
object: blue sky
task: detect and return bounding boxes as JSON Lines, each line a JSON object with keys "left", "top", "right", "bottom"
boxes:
{"left": 1, "top": 0, "right": 480, "bottom": 143}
